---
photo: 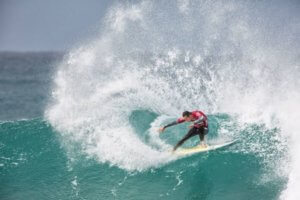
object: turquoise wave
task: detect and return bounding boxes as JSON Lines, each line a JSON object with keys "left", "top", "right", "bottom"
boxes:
{"left": 0, "top": 114, "right": 287, "bottom": 200}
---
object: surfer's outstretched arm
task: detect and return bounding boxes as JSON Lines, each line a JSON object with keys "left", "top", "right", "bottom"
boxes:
{"left": 159, "top": 121, "right": 178, "bottom": 133}
{"left": 159, "top": 118, "right": 185, "bottom": 133}
{"left": 164, "top": 121, "right": 178, "bottom": 129}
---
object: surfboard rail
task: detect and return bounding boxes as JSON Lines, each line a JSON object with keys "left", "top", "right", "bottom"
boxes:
{"left": 173, "top": 139, "right": 237, "bottom": 156}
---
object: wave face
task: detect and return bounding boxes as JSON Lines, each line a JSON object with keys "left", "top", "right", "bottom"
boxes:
{"left": 45, "top": 0, "right": 300, "bottom": 199}
{"left": 0, "top": 118, "right": 286, "bottom": 200}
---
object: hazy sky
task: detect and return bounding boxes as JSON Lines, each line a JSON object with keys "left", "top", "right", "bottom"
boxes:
{"left": 0, "top": 0, "right": 112, "bottom": 51}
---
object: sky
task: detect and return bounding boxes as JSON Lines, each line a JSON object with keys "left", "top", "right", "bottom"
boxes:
{"left": 0, "top": 0, "right": 112, "bottom": 52}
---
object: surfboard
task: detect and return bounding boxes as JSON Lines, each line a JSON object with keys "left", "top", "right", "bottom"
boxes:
{"left": 173, "top": 139, "right": 237, "bottom": 156}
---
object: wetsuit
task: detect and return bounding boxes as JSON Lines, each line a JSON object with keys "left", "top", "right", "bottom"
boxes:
{"left": 163, "top": 111, "right": 208, "bottom": 150}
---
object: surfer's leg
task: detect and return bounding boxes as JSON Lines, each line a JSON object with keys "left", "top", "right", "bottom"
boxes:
{"left": 199, "top": 128, "right": 205, "bottom": 141}
{"left": 199, "top": 127, "right": 209, "bottom": 146}
{"left": 173, "top": 127, "right": 198, "bottom": 151}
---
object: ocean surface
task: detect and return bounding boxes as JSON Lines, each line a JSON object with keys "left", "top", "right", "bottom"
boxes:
{"left": 1, "top": 1, "right": 300, "bottom": 200}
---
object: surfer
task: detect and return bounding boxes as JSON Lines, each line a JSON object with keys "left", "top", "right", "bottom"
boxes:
{"left": 159, "top": 110, "right": 208, "bottom": 151}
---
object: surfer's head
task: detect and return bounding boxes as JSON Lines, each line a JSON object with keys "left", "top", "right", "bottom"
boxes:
{"left": 182, "top": 111, "right": 193, "bottom": 121}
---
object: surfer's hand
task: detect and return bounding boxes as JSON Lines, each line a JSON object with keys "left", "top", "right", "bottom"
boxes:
{"left": 158, "top": 127, "right": 165, "bottom": 133}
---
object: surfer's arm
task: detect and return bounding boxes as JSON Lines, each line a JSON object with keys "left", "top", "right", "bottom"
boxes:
{"left": 163, "top": 121, "right": 178, "bottom": 129}
{"left": 159, "top": 118, "right": 185, "bottom": 133}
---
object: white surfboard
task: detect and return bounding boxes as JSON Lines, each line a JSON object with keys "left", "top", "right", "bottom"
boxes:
{"left": 173, "top": 139, "right": 237, "bottom": 156}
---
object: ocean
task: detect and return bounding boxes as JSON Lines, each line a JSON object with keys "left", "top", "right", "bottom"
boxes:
{"left": 1, "top": 1, "right": 300, "bottom": 199}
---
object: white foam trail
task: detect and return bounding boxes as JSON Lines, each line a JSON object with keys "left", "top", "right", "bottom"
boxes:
{"left": 279, "top": 93, "right": 300, "bottom": 200}
{"left": 47, "top": 47, "right": 179, "bottom": 171}
{"left": 46, "top": 2, "right": 300, "bottom": 197}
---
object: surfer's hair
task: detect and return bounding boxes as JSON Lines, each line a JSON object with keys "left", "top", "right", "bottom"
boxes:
{"left": 182, "top": 111, "right": 191, "bottom": 117}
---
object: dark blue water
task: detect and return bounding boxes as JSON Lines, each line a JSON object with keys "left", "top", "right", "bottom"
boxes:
{"left": 0, "top": 52, "right": 63, "bottom": 120}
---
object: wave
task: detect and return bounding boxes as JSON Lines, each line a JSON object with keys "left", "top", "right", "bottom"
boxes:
{"left": 45, "top": 0, "right": 300, "bottom": 199}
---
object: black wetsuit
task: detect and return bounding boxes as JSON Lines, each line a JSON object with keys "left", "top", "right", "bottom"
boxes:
{"left": 173, "top": 126, "right": 208, "bottom": 150}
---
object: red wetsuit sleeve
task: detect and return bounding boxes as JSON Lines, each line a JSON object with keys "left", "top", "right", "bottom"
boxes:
{"left": 176, "top": 118, "right": 186, "bottom": 123}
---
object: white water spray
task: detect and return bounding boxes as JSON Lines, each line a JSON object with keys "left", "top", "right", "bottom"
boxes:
{"left": 46, "top": 1, "right": 300, "bottom": 198}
